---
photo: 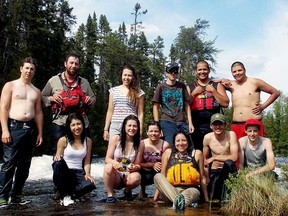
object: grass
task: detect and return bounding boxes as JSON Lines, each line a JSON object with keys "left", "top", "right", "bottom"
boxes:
{"left": 221, "top": 167, "right": 288, "bottom": 216}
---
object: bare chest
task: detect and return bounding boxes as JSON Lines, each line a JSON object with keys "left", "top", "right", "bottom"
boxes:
{"left": 12, "top": 85, "right": 38, "bottom": 101}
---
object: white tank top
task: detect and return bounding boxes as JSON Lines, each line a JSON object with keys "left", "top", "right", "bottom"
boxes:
{"left": 63, "top": 138, "right": 87, "bottom": 170}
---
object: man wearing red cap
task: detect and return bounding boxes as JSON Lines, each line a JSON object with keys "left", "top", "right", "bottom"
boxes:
{"left": 238, "top": 119, "right": 276, "bottom": 179}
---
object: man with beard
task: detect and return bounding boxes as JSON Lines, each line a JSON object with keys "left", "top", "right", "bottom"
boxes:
{"left": 42, "top": 54, "right": 95, "bottom": 200}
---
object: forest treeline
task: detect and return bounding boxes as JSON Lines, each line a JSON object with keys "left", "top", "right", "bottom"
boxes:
{"left": 0, "top": 1, "right": 287, "bottom": 156}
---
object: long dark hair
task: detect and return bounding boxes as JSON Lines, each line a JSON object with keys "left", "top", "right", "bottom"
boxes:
{"left": 172, "top": 129, "right": 193, "bottom": 154}
{"left": 120, "top": 115, "right": 140, "bottom": 152}
{"left": 66, "top": 112, "right": 86, "bottom": 144}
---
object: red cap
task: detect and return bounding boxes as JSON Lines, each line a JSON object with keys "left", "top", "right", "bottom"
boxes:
{"left": 245, "top": 119, "right": 262, "bottom": 129}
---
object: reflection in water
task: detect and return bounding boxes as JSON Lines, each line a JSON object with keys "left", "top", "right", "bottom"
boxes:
{"left": 0, "top": 155, "right": 245, "bottom": 215}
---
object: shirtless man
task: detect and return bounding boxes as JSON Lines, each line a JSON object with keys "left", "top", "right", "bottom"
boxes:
{"left": 0, "top": 57, "right": 43, "bottom": 208}
{"left": 203, "top": 113, "right": 238, "bottom": 201}
{"left": 238, "top": 119, "right": 276, "bottom": 179}
{"left": 221, "top": 61, "right": 280, "bottom": 139}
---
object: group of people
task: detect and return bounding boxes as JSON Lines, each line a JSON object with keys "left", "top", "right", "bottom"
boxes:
{"left": 0, "top": 54, "right": 96, "bottom": 208}
{"left": 0, "top": 54, "right": 280, "bottom": 211}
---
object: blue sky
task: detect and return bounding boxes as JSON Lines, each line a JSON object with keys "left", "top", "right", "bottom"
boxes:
{"left": 69, "top": 0, "right": 288, "bottom": 102}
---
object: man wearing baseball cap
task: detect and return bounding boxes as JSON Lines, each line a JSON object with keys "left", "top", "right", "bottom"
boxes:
{"left": 203, "top": 113, "right": 238, "bottom": 201}
{"left": 238, "top": 118, "right": 277, "bottom": 179}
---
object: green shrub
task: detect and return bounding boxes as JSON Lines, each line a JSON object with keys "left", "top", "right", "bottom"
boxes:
{"left": 222, "top": 170, "right": 288, "bottom": 216}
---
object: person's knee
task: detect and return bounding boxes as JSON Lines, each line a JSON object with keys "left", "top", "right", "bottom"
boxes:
{"left": 103, "top": 163, "right": 115, "bottom": 176}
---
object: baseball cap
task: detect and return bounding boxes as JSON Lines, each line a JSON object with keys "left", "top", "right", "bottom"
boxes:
{"left": 210, "top": 113, "right": 226, "bottom": 124}
{"left": 245, "top": 119, "right": 262, "bottom": 129}
{"left": 166, "top": 62, "right": 179, "bottom": 73}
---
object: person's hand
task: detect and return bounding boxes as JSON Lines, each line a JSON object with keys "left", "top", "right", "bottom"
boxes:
{"left": 36, "top": 135, "right": 43, "bottom": 147}
{"left": 84, "top": 96, "right": 93, "bottom": 105}
{"left": 1, "top": 131, "right": 11, "bottom": 144}
{"left": 53, "top": 155, "right": 62, "bottom": 161}
{"left": 192, "top": 86, "right": 204, "bottom": 97}
{"left": 189, "top": 124, "right": 195, "bottom": 133}
{"left": 153, "top": 162, "right": 162, "bottom": 172}
{"left": 220, "top": 79, "right": 232, "bottom": 89}
{"left": 50, "top": 93, "right": 62, "bottom": 104}
{"left": 103, "top": 130, "right": 109, "bottom": 141}
{"left": 252, "top": 103, "right": 263, "bottom": 115}
{"left": 205, "top": 83, "right": 215, "bottom": 92}
{"left": 127, "top": 163, "right": 140, "bottom": 173}
{"left": 85, "top": 174, "right": 96, "bottom": 184}
{"left": 113, "top": 162, "right": 123, "bottom": 170}
{"left": 204, "top": 157, "right": 214, "bottom": 167}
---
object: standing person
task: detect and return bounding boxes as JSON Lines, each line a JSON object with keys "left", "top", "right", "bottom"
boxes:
{"left": 238, "top": 119, "right": 276, "bottom": 179}
{"left": 103, "top": 64, "right": 145, "bottom": 141}
{"left": 0, "top": 57, "right": 43, "bottom": 208}
{"left": 187, "top": 60, "right": 229, "bottom": 151}
{"left": 42, "top": 53, "right": 95, "bottom": 199}
{"left": 52, "top": 113, "right": 96, "bottom": 206}
{"left": 153, "top": 62, "right": 194, "bottom": 146}
{"left": 139, "top": 120, "right": 170, "bottom": 199}
{"left": 221, "top": 61, "right": 280, "bottom": 139}
{"left": 203, "top": 113, "right": 238, "bottom": 201}
{"left": 153, "top": 130, "right": 208, "bottom": 211}
{"left": 103, "top": 115, "right": 144, "bottom": 203}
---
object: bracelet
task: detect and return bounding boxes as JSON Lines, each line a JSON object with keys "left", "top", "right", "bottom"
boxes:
{"left": 104, "top": 129, "right": 108, "bottom": 131}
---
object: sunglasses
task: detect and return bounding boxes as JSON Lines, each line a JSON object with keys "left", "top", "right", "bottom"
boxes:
{"left": 167, "top": 69, "right": 179, "bottom": 74}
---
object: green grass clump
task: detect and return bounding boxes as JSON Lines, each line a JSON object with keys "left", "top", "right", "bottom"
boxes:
{"left": 222, "top": 169, "right": 288, "bottom": 216}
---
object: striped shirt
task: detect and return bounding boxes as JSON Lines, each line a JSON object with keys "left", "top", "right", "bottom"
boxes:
{"left": 110, "top": 85, "right": 145, "bottom": 125}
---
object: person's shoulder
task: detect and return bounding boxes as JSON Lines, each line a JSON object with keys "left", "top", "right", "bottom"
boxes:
{"left": 78, "top": 75, "right": 90, "bottom": 83}
{"left": 163, "top": 147, "right": 172, "bottom": 156}
{"left": 261, "top": 137, "right": 272, "bottom": 146}
{"left": 204, "top": 131, "right": 214, "bottom": 139}
{"left": 175, "top": 81, "right": 186, "bottom": 87}
{"left": 86, "top": 137, "right": 92, "bottom": 144}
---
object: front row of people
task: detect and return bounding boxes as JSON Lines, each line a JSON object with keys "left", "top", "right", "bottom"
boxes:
{"left": 4, "top": 112, "right": 272, "bottom": 209}
{"left": 101, "top": 113, "right": 276, "bottom": 211}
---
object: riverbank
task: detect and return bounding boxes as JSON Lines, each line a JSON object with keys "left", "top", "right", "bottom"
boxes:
{"left": 0, "top": 155, "right": 287, "bottom": 215}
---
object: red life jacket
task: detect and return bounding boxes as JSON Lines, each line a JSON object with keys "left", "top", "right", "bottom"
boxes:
{"left": 189, "top": 81, "right": 220, "bottom": 111}
{"left": 51, "top": 74, "right": 89, "bottom": 115}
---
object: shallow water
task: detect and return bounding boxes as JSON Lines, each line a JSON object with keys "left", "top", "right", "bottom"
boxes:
{"left": 0, "top": 155, "right": 286, "bottom": 215}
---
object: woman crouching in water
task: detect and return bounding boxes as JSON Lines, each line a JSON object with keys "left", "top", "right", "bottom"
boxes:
{"left": 103, "top": 115, "right": 144, "bottom": 203}
{"left": 154, "top": 130, "right": 208, "bottom": 211}
{"left": 52, "top": 112, "right": 96, "bottom": 206}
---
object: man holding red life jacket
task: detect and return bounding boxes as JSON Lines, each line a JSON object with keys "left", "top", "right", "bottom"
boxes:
{"left": 42, "top": 54, "right": 96, "bottom": 154}
{"left": 187, "top": 60, "right": 229, "bottom": 151}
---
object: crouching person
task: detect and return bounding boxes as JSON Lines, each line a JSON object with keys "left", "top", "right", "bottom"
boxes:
{"left": 203, "top": 113, "right": 238, "bottom": 201}
{"left": 154, "top": 130, "right": 208, "bottom": 211}
{"left": 238, "top": 119, "right": 277, "bottom": 179}
{"left": 103, "top": 115, "right": 144, "bottom": 203}
{"left": 52, "top": 113, "right": 96, "bottom": 206}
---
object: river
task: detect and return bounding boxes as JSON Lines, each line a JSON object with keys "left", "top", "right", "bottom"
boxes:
{"left": 0, "top": 155, "right": 286, "bottom": 215}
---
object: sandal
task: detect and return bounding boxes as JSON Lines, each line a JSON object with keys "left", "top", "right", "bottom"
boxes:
{"left": 106, "top": 197, "right": 116, "bottom": 203}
